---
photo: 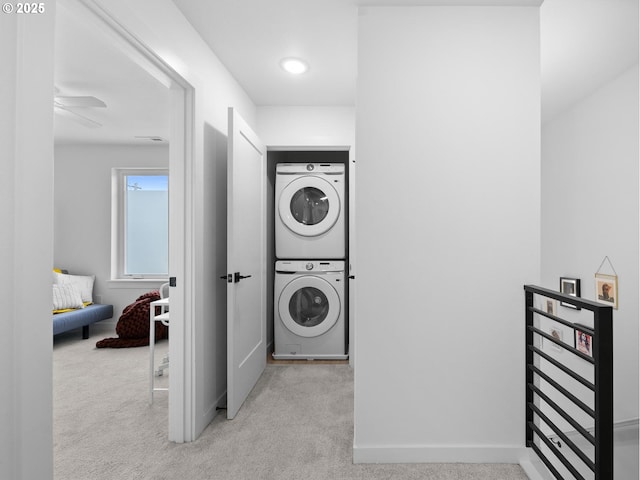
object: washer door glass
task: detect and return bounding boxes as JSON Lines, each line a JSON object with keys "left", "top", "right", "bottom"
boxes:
{"left": 289, "top": 287, "right": 329, "bottom": 327}
{"left": 278, "top": 176, "right": 340, "bottom": 237}
{"left": 290, "top": 187, "right": 329, "bottom": 226}
{"left": 279, "top": 276, "right": 340, "bottom": 338}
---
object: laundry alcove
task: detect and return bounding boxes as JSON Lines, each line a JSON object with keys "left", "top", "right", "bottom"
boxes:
{"left": 266, "top": 148, "right": 353, "bottom": 364}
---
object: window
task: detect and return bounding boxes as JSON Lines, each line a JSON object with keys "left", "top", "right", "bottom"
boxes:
{"left": 112, "top": 168, "right": 168, "bottom": 279}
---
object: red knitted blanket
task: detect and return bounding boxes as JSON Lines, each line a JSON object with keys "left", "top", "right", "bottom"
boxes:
{"left": 96, "top": 291, "right": 168, "bottom": 348}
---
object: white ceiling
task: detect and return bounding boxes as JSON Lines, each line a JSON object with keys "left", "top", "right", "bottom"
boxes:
{"left": 54, "top": 0, "right": 638, "bottom": 144}
{"left": 54, "top": 3, "right": 170, "bottom": 145}
{"left": 170, "top": 0, "right": 540, "bottom": 107}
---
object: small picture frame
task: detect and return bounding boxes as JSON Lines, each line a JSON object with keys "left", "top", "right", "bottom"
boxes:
{"left": 575, "top": 329, "right": 593, "bottom": 357}
{"left": 548, "top": 326, "right": 563, "bottom": 353}
{"left": 595, "top": 273, "right": 618, "bottom": 310}
{"left": 560, "top": 277, "right": 581, "bottom": 310}
{"left": 545, "top": 299, "right": 557, "bottom": 316}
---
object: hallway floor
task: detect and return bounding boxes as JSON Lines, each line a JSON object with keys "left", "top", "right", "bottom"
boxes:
{"left": 54, "top": 331, "right": 529, "bottom": 479}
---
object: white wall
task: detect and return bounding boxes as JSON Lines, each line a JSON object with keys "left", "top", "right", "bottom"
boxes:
{"left": 0, "top": 6, "right": 56, "bottom": 480}
{"left": 354, "top": 6, "right": 540, "bottom": 463}
{"left": 54, "top": 144, "right": 170, "bottom": 321}
{"left": 541, "top": 65, "right": 639, "bottom": 478}
{"left": 256, "top": 106, "right": 355, "bottom": 149}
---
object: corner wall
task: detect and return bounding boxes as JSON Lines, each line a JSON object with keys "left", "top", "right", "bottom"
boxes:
{"left": 354, "top": 6, "right": 540, "bottom": 462}
{"left": 541, "top": 65, "right": 639, "bottom": 478}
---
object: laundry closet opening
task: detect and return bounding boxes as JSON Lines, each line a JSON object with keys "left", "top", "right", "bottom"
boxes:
{"left": 266, "top": 149, "right": 351, "bottom": 364}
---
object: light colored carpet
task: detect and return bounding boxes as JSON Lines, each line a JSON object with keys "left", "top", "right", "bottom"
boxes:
{"left": 53, "top": 331, "right": 529, "bottom": 480}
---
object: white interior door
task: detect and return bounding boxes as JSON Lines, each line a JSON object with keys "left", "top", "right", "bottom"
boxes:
{"left": 226, "top": 107, "right": 267, "bottom": 419}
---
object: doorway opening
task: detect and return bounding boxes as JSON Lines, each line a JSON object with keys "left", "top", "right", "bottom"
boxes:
{"left": 53, "top": 0, "right": 194, "bottom": 444}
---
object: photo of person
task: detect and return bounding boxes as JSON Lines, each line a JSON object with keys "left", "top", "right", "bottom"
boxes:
{"left": 595, "top": 273, "right": 618, "bottom": 309}
{"left": 598, "top": 282, "right": 614, "bottom": 302}
{"left": 575, "top": 330, "right": 593, "bottom": 357}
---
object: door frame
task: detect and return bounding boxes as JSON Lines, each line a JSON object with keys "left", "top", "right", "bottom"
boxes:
{"left": 67, "top": 0, "right": 196, "bottom": 442}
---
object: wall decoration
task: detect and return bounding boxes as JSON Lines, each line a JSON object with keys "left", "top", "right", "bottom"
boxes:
{"left": 559, "top": 277, "right": 581, "bottom": 309}
{"left": 548, "top": 326, "right": 563, "bottom": 353}
{"left": 595, "top": 256, "right": 618, "bottom": 310}
{"left": 595, "top": 273, "right": 618, "bottom": 309}
{"left": 575, "top": 329, "right": 593, "bottom": 357}
{"left": 544, "top": 299, "right": 557, "bottom": 316}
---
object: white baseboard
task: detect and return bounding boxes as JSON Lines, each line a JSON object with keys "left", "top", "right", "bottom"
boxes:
{"left": 353, "top": 444, "right": 528, "bottom": 464}
{"left": 193, "top": 391, "right": 226, "bottom": 440}
{"left": 353, "top": 445, "right": 559, "bottom": 479}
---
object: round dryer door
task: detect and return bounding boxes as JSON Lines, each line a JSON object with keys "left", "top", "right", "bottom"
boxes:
{"left": 279, "top": 276, "right": 340, "bottom": 338}
{"left": 278, "top": 176, "right": 340, "bottom": 237}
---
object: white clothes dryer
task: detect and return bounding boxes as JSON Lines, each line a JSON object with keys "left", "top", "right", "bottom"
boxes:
{"left": 275, "top": 163, "right": 345, "bottom": 259}
{"left": 273, "top": 260, "right": 347, "bottom": 360}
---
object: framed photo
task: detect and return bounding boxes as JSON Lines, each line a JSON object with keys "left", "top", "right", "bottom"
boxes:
{"left": 595, "top": 273, "right": 618, "bottom": 309}
{"left": 560, "top": 277, "right": 581, "bottom": 309}
{"left": 547, "top": 326, "right": 563, "bottom": 353}
{"left": 575, "top": 329, "right": 593, "bottom": 357}
{"left": 544, "top": 299, "right": 557, "bottom": 316}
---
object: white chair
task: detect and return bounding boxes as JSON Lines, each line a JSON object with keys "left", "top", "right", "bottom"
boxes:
{"left": 149, "top": 283, "right": 170, "bottom": 403}
{"left": 159, "top": 281, "right": 170, "bottom": 306}
{"left": 155, "top": 283, "right": 170, "bottom": 375}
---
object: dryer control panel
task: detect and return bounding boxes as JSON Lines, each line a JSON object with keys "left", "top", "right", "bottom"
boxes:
{"left": 276, "top": 163, "right": 344, "bottom": 175}
{"left": 276, "top": 260, "right": 345, "bottom": 273}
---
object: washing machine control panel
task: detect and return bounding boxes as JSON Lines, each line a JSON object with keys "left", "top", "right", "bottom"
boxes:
{"left": 306, "top": 262, "right": 314, "bottom": 270}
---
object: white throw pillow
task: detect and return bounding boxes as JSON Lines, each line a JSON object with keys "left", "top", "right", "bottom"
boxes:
{"left": 53, "top": 284, "right": 85, "bottom": 311}
{"left": 54, "top": 272, "right": 95, "bottom": 304}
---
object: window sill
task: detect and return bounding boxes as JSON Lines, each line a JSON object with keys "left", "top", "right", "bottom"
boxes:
{"left": 108, "top": 279, "right": 169, "bottom": 289}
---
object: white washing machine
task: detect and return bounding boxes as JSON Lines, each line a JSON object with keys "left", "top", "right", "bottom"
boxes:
{"left": 275, "top": 163, "right": 345, "bottom": 259}
{"left": 273, "top": 260, "right": 347, "bottom": 360}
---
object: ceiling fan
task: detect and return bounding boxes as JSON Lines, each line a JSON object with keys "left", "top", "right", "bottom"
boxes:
{"left": 53, "top": 87, "right": 106, "bottom": 129}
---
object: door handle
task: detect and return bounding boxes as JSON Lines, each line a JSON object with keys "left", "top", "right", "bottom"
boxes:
{"left": 234, "top": 272, "right": 252, "bottom": 283}
{"left": 220, "top": 274, "right": 232, "bottom": 283}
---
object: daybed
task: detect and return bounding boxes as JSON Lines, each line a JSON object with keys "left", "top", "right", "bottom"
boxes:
{"left": 53, "top": 304, "right": 114, "bottom": 339}
{"left": 52, "top": 269, "right": 113, "bottom": 339}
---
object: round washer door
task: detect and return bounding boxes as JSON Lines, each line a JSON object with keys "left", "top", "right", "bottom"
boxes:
{"left": 278, "top": 275, "right": 340, "bottom": 338}
{"left": 278, "top": 176, "right": 340, "bottom": 237}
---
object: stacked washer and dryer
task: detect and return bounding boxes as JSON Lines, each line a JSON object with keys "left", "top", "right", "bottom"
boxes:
{"left": 273, "top": 163, "right": 348, "bottom": 360}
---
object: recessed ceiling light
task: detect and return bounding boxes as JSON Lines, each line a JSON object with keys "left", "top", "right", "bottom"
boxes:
{"left": 280, "top": 57, "right": 309, "bottom": 75}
